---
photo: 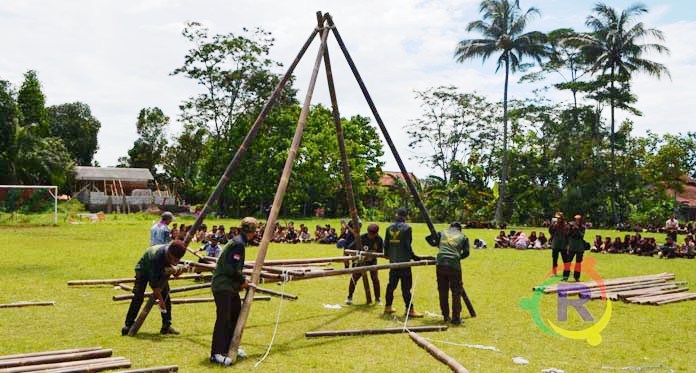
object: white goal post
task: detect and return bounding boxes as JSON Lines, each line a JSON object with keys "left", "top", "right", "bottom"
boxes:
{"left": 0, "top": 185, "right": 58, "bottom": 225}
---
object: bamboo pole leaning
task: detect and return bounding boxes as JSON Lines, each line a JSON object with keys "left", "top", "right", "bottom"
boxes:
{"left": 0, "top": 349, "right": 113, "bottom": 369}
{"left": 2, "top": 358, "right": 127, "bottom": 373}
{"left": 227, "top": 18, "right": 332, "bottom": 363}
{"left": 0, "top": 301, "right": 55, "bottom": 309}
{"left": 306, "top": 325, "right": 448, "bottom": 338}
{"left": 408, "top": 332, "right": 469, "bottom": 373}
{"left": 282, "top": 260, "right": 437, "bottom": 281}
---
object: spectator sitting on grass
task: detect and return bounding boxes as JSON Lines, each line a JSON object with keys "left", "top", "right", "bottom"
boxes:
{"left": 608, "top": 237, "right": 623, "bottom": 254}
{"left": 473, "top": 238, "right": 487, "bottom": 249}
{"left": 599, "top": 237, "right": 612, "bottom": 253}
{"left": 285, "top": 224, "right": 299, "bottom": 244}
{"left": 214, "top": 226, "right": 228, "bottom": 245}
{"left": 514, "top": 232, "right": 530, "bottom": 249}
{"left": 528, "top": 231, "right": 538, "bottom": 246}
{"left": 537, "top": 232, "right": 548, "bottom": 249}
{"left": 591, "top": 235, "right": 602, "bottom": 252}
{"left": 199, "top": 235, "right": 222, "bottom": 258}
{"left": 658, "top": 236, "right": 678, "bottom": 259}
{"left": 299, "top": 224, "right": 312, "bottom": 242}
{"left": 494, "top": 231, "right": 509, "bottom": 248}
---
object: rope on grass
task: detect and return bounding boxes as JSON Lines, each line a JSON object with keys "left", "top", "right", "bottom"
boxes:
{"left": 254, "top": 269, "right": 288, "bottom": 368}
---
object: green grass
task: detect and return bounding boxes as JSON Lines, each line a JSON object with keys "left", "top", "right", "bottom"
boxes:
{"left": 0, "top": 216, "right": 694, "bottom": 372}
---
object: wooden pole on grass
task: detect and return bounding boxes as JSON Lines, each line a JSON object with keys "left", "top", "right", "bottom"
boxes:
{"left": 321, "top": 20, "right": 371, "bottom": 304}
{"left": 0, "top": 349, "right": 113, "bottom": 369}
{"left": 2, "top": 358, "right": 126, "bottom": 373}
{"left": 227, "top": 15, "right": 331, "bottom": 363}
{"left": 306, "top": 325, "right": 447, "bottom": 338}
{"left": 408, "top": 331, "right": 469, "bottom": 373}
{"left": 0, "top": 348, "right": 103, "bottom": 361}
{"left": 116, "top": 366, "right": 179, "bottom": 373}
{"left": 0, "top": 301, "right": 55, "bottom": 309}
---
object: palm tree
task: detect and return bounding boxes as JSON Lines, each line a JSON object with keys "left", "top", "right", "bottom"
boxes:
{"left": 583, "top": 3, "right": 670, "bottom": 223}
{"left": 455, "top": 0, "right": 547, "bottom": 225}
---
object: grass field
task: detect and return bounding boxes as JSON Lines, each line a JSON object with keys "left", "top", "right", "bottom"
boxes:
{"left": 1, "top": 216, "right": 694, "bottom": 372}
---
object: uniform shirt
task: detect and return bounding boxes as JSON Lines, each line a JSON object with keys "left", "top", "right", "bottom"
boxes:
{"left": 212, "top": 235, "right": 247, "bottom": 293}
{"left": 384, "top": 221, "right": 416, "bottom": 263}
{"left": 568, "top": 225, "right": 586, "bottom": 253}
{"left": 150, "top": 221, "right": 171, "bottom": 246}
{"left": 202, "top": 242, "right": 222, "bottom": 258}
{"left": 356, "top": 233, "right": 383, "bottom": 265}
{"left": 436, "top": 228, "right": 470, "bottom": 271}
{"left": 134, "top": 244, "right": 168, "bottom": 288}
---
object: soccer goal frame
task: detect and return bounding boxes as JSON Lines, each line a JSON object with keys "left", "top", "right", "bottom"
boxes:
{"left": 0, "top": 185, "right": 58, "bottom": 225}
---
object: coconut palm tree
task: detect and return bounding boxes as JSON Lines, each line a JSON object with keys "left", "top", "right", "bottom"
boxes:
{"left": 455, "top": 0, "right": 547, "bottom": 225}
{"left": 583, "top": 3, "right": 670, "bottom": 223}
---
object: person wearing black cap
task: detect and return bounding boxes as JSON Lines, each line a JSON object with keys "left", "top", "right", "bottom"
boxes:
{"left": 210, "top": 217, "right": 258, "bottom": 366}
{"left": 434, "top": 222, "right": 469, "bottom": 325}
{"left": 345, "top": 223, "right": 383, "bottom": 305}
{"left": 122, "top": 239, "right": 187, "bottom": 336}
{"left": 384, "top": 208, "right": 423, "bottom": 318}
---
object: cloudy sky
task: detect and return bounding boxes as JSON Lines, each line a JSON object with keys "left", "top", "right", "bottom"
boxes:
{"left": 1, "top": 0, "right": 693, "bottom": 177}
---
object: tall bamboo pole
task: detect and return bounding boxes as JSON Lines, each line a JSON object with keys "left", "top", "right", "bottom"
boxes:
{"left": 324, "top": 13, "right": 438, "bottom": 245}
{"left": 181, "top": 25, "right": 321, "bottom": 251}
{"left": 125, "top": 26, "right": 322, "bottom": 337}
{"left": 227, "top": 14, "right": 330, "bottom": 363}
{"left": 321, "top": 23, "right": 371, "bottom": 303}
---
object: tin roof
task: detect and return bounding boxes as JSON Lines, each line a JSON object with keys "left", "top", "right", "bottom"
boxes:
{"left": 74, "top": 166, "right": 154, "bottom": 182}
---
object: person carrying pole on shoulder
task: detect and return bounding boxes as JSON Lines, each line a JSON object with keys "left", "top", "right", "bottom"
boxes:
{"left": 434, "top": 222, "right": 470, "bottom": 325}
{"left": 209, "top": 217, "right": 258, "bottom": 366}
{"left": 121, "top": 239, "right": 187, "bottom": 336}
{"left": 384, "top": 208, "right": 423, "bottom": 318}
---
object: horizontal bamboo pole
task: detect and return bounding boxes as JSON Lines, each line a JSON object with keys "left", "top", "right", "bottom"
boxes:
{"left": 67, "top": 274, "right": 210, "bottom": 286}
{"left": 343, "top": 249, "right": 387, "bottom": 258}
{"left": 113, "top": 283, "right": 211, "bottom": 301}
{"left": 31, "top": 359, "right": 131, "bottom": 373}
{"left": 0, "top": 349, "right": 112, "bottom": 369}
{"left": 656, "top": 293, "right": 696, "bottom": 305}
{"left": 184, "top": 261, "right": 281, "bottom": 280}
{"left": 286, "top": 260, "right": 436, "bottom": 281}
{"left": 0, "top": 348, "right": 102, "bottom": 362}
{"left": 305, "top": 325, "right": 447, "bottom": 338}
{"left": 614, "top": 285, "right": 679, "bottom": 300}
{"left": 2, "top": 358, "right": 125, "bottom": 373}
{"left": 0, "top": 301, "right": 55, "bottom": 309}
{"left": 245, "top": 256, "right": 357, "bottom": 267}
{"left": 535, "top": 273, "right": 675, "bottom": 293}
{"left": 118, "top": 283, "right": 133, "bottom": 292}
{"left": 577, "top": 280, "right": 670, "bottom": 298}
{"left": 408, "top": 331, "right": 469, "bottom": 373}
{"left": 171, "top": 296, "right": 271, "bottom": 304}
{"left": 626, "top": 288, "right": 689, "bottom": 304}
{"left": 254, "top": 286, "right": 298, "bottom": 300}
{"left": 260, "top": 266, "right": 309, "bottom": 276}
{"left": 116, "top": 366, "right": 179, "bottom": 373}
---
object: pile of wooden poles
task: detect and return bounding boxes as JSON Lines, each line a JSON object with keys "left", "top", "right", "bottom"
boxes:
{"left": 0, "top": 347, "right": 177, "bottom": 373}
{"left": 534, "top": 273, "right": 695, "bottom": 305}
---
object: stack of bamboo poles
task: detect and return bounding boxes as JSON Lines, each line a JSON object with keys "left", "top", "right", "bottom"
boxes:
{"left": 0, "top": 347, "right": 178, "bottom": 372}
{"left": 534, "top": 273, "right": 695, "bottom": 305}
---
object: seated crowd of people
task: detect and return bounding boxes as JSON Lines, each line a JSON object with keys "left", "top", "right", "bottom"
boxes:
{"left": 493, "top": 230, "right": 550, "bottom": 249}
{"left": 590, "top": 233, "right": 696, "bottom": 259}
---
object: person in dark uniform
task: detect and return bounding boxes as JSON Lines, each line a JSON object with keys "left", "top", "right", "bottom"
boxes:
{"left": 345, "top": 223, "right": 383, "bottom": 305}
{"left": 384, "top": 208, "right": 423, "bottom": 318}
{"left": 121, "top": 240, "right": 187, "bottom": 336}
{"left": 564, "top": 214, "right": 587, "bottom": 281}
{"left": 434, "top": 222, "right": 470, "bottom": 325}
{"left": 209, "top": 217, "right": 258, "bottom": 366}
{"left": 549, "top": 212, "right": 569, "bottom": 276}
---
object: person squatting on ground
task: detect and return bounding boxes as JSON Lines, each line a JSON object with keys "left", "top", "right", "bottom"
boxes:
{"left": 434, "top": 222, "right": 470, "bottom": 325}
{"left": 209, "top": 217, "right": 259, "bottom": 366}
{"left": 121, "top": 240, "right": 187, "bottom": 336}
{"left": 563, "top": 214, "right": 588, "bottom": 282}
{"left": 345, "top": 223, "right": 383, "bottom": 305}
{"left": 549, "top": 212, "right": 569, "bottom": 276}
{"left": 150, "top": 211, "right": 174, "bottom": 246}
{"left": 384, "top": 208, "right": 423, "bottom": 318}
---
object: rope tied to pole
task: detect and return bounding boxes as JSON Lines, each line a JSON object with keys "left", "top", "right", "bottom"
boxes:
{"left": 254, "top": 269, "right": 288, "bottom": 368}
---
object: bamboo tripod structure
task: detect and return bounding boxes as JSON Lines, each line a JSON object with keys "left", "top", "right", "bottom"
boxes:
{"left": 126, "top": 11, "right": 456, "bottom": 360}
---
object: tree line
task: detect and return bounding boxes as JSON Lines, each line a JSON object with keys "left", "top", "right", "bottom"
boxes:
{"left": 2, "top": 2, "right": 694, "bottom": 226}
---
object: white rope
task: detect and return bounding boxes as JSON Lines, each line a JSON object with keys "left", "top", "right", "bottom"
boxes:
{"left": 254, "top": 269, "right": 287, "bottom": 368}
{"left": 401, "top": 266, "right": 419, "bottom": 332}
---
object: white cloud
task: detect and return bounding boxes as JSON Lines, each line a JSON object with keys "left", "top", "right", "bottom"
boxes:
{"left": 0, "top": 0, "right": 691, "bottom": 178}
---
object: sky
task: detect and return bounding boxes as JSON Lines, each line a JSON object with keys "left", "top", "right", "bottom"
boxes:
{"left": 1, "top": 0, "right": 694, "bottom": 178}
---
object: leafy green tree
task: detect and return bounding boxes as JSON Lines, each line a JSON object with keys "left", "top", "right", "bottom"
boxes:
{"left": 47, "top": 102, "right": 101, "bottom": 165}
{"left": 455, "top": 0, "right": 548, "bottom": 225}
{"left": 582, "top": 3, "right": 670, "bottom": 222}
{"left": 17, "top": 70, "right": 49, "bottom": 137}
{"left": 121, "top": 107, "right": 170, "bottom": 178}
{"left": 0, "top": 80, "right": 20, "bottom": 155}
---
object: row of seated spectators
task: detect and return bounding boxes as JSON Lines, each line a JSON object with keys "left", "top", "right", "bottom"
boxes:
{"left": 494, "top": 230, "right": 550, "bottom": 249}
{"left": 591, "top": 234, "right": 696, "bottom": 259}
{"left": 616, "top": 222, "right": 696, "bottom": 235}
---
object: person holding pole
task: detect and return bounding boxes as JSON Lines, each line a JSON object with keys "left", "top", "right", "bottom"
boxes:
{"left": 210, "top": 217, "right": 258, "bottom": 366}
{"left": 384, "top": 208, "right": 423, "bottom": 318}
{"left": 434, "top": 222, "right": 470, "bottom": 325}
{"left": 121, "top": 240, "right": 186, "bottom": 336}
{"left": 345, "top": 223, "right": 383, "bottom": 305}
